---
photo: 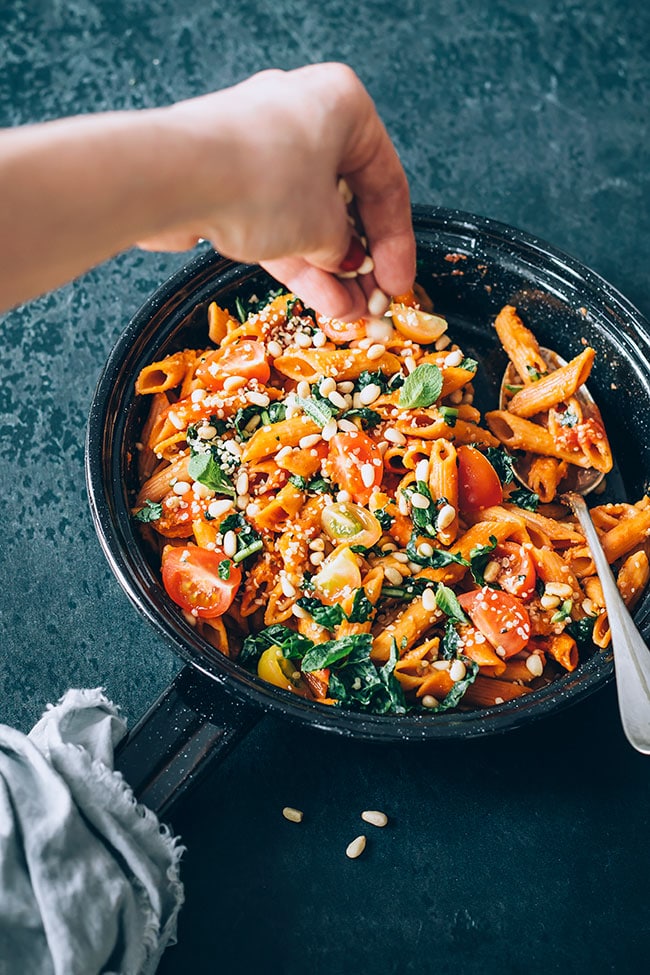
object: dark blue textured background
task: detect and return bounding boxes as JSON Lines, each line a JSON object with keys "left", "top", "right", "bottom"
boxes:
{"left": 1, "top": 2, "right": 649, "bottom": 973}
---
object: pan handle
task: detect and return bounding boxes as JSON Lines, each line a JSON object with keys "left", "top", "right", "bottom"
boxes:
{"left": 114, "top": 663, "right": 261, "bottom": 820}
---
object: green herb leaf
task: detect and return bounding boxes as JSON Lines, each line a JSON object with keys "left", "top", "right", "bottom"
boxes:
{"left": 375, "top": 508, "right": 394, "bottom": 530}
{"left": 307, "top": 476, "right": 335, "bottom": 495}
{"left": 301, "top": 634, "right": 373, "bottom": 672}
{"left": 235, "top": 296, "right": 247, "bottom": 324}
{"left": 346, "top": 588, "right": 375, "bottom": 624}
{"left": 566, "top": 615, "right": 597, "bottom": 648}
{"left": 551, "top": 599, "right": 573, "bottom": 623}
{"left": 133, "top": 499, "right": 163, "bottom": 523}
{"left": 440, "top": 618, "right": 461, "bottom": 659}
{"left": 423, "top": 657, "right": 478, "bottom": 711}
{"left": 439, "top": 406, "right": 459, "bottom": 427}
{"left": 405, "top": 531, "right": 470, "bottom": 569}
{"left": 378, "top": 638, "right": 408, "bottom": 714}
{"left": 459, "top": 357, "right": 478, "bottom": 373}
{"left": 296, "top": 596, "right": 345, "bottom": 630}
{"left": 340, "top": 407, "right": 382, "bottom": 429}
{"left": 469, "top": 535, "right": 499, "bottom": 587}
{"left": 482, "top": 447, "right": 516, "bottom": 485}
{"left": 398, "top": 363, "right": 443, "bottom": 408}
{"left": 435, "top": 583, "right": 469, "bottom": 624}
{"left": 559, "top": 409, "right": 578, "bottom": 428}
{"left": 289, "top": 474, "right": 308, "bottom": 490}
{"left": 219, "top": 512, "right": 263, "bottom": 563}
{"left": 509, "top": 487, "right": 540, "bottom": 511}
{"left": 295, "top": 396, "right": 335, "bottom": 427}
{"left": 187, "top": 453, "right": 236, "bottom": 497}
{"left": 239, "top": 624, "right": 314, "bottom": 666}
{"left": 218, "top": 559, "right": 231, "bottom": 580}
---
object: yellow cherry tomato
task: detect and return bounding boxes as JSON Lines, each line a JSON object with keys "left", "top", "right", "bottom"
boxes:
{"left": 257, "top": 646, "right": 306, "bottom": 693}
{"left": 313, "top": 546, "right": 363, "bottom": 602}
{"left": 391, "top": 303, "right": 448, "bottom": 343}
{"left": 321, "top": 502, "right": 382, "bottom": 549}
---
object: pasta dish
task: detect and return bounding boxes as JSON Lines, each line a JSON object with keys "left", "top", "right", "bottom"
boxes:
{"left": 132, "top": 285, "right": 650, "bottom": 714}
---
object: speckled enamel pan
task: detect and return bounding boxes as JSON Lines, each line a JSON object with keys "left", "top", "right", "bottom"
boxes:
{"left": 85, "top": 206, "right": 650, "bottom": 816}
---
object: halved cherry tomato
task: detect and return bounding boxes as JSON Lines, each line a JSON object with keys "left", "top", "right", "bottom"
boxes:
{"left": 316, "top": 313, "right": 367, "bottom": 344}
{"left": 492, "top": 541, "right": 536, "bottom": 601}
{"left": 327, "top": 431, "right": 383, "bottom": 505}
{"left": 195, "top": 340, "right": 270, "bottom": 389}
{"left": 162, "top": 544, "right": 241, "bottom": 618}
{"left": 458, "top": 587, "right": 531, "bottom": 658}
{"left": 457, "top": 445, "right": 503, "bottom": 511}
{"left": 321, "top": 502, "right": 382, "bottom": 549}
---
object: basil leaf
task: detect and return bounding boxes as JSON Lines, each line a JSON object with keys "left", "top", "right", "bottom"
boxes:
{"left": 307, "top": 476, "right": 335, "bottom": 495}
{"left": 435, "top": 583, "right": 469, "bottom": 624}
{"left": 378, "top": 638, "right": 408, "bottom": 714}
{"left": 356, "top": 370, "right": 389, "bottom": 393}
{"left": 341, "top": 407, "right": 382, "bottom": 429}
{"left": 187, "top": 453, "right": 236, "bottom": 497}
{"left": 559, "top": 409, "right": 578, "bottom": 428}
{"left": 235, "top": 296, "right": 247, "bottom": 323}
{"left": 404, "top": 481, "right": 436, "bottom": 536}
{"left": 566, "top": 615, "right": 597, "bottom": 649}
{"left": 218, "top": 512, "right": 263, "bottom": 563}
{"left": 296, "top": 596, "right": 345, "bottom": 630}
{"left": 406, "top": 531, "right": 469, "bottom": 569}
{"left": 295, "top": 396, "right": 335, "bottom": 427}
{"left": 301, "top": 633, "right": 373, "bottom": 672}
{"left": 469, "top": 535, "right": 499, "bottom": 587}
{"left": 240, "top": 625, "right": 313, "bottom": 666}
{"left": 439, "top": 406, "right": 459, "bottom": 427}
{"left": 133, "top": 499, "right": 163, "bottom": 523}
{"left": 424, "top": 657, "right": 478, "bottom": 712}
{"left": 551, "top": 599, "right": 573, "bottom": 623}
{"left": 459, "top": 357, "right": 478, "bottom": 373}
{"left": 375, "top": 508, "right": 394, "bottom": 530}
{"left": 218, "top": 559, "right": 231, "bottom": 580}
{"left": 440, "top": 618, "right": 461, "bottom": 659}
{"left": 482, "top": 447, "right": 516, "bottom": 485}
{"left": 509, "top": 487, "right": 540, "bottom": 511}
{"left": 398, "top": 363, "right": 443, "bottom": 408}
{"left": 289, "top": 475, "right": 308, "bottom": 490}
{"left": 346, "top": 588, "right": 375, "bottom": 624}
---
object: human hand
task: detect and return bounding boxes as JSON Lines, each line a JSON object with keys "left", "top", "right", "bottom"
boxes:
{"left": 139, "top": 63, "right": 416, "bottom": 321}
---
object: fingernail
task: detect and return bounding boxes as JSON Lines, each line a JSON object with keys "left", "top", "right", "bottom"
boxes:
{"left": 339, "top": 235, "right": 367, "bottom": 274}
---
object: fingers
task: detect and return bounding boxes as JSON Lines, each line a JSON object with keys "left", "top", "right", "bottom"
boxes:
{"left": 137, "top": 230, "right": 202, "bottom": 252}
{"left": 261, "top": 256, "right": 369, "bottom": 321}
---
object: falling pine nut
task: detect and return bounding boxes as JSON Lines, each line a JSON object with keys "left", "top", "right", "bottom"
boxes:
{"left": 346, "top": 835, "right": 367, "bottom": 859}
{"left": 282, "top": 807, "right": 303, "bottom": 823}
{"left": 361, "top": 810, "right": 388, "bottom": 828}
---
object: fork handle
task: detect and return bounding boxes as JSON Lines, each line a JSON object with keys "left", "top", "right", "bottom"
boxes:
{"left": 566, "top": 492, "right": 650, "bottom": 753}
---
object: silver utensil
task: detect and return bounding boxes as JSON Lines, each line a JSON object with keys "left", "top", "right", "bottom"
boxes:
{"left": 500, "top": 348, "right": 605, "bottom": 495}
{"left": 563, "top": 491, "right": 650, "bottom": 754}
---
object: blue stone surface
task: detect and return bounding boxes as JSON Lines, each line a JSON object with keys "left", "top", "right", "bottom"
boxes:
{"left": 1, "top": 1, "right": 649, "bottom": 972}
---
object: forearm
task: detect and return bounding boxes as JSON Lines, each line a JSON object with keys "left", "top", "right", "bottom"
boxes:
{"left": 0, "top": 107, "right": 214, "bottom": 311}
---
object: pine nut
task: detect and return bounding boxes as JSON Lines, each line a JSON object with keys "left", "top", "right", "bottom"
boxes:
{"left": 545, "top": 582, "right": 573, "bottom": 599}
{"left": 338, "top": 381, "right": 355, "bottom": 393}
{"left": 359, "top": 383, "right": 381, "bottom": 405}
{"left": 526, "top": 654, "right": 544, "bottom": 678}
{"left": 404, "top": 356, "right": 417, "bottom": 374}
{"left": 282, "top": 807, "right": 304, "bottom": 823}
{"left": 312, "top": 330, "right": 327, "bottom": 348}
{"left": 168, "top": 410, "right": 185, "bottom": 430}
{"left": 361, "top": 463, "right": 376, "bottom": 488}
{"left": 582, "top": 598, "right": 596, "bottom": 616}
{"left": 437, "top": 503, "right": 456, "bottom": 529}
{"left": 297, "top": 380, "right": 311, "bottom": 399}
{"left": 392, "top": 552, "right": 410, "bottom": 563}
{"left": 208, "top": 499, "right": 232, "bottom": 519}
{"left": 198, "top": 424, "right": 216, "bottom": 439}
{"left": 417, "top": 542, "right": 434, "bottom": 559}
{"left": 541, "top": 594, "right": 561, "bottom": 610}
{"left": 321, "top": 419, "right": 338, "bottom": 441}
{"left": 267, "top": 340, "right": 282, "bottom": 358}
{"left": 384, "top": 427, "right": 406, "bottom": 445}
{"left": 309, "top": 551, "right": 324, "bottom": 566}
{"left": 319, "top": 377, "right": 336, "bottom": 397}
{"left": 444, "top": 349, "right": 464, "bottom": 368}
{"left": 367, "top": 288, "right": 391, "bottom": 317}
{"left": 415, "top": 459, "right": 430, "bottom": 483}
{"left": 299, "top": 433, "right": 322, "bottom": 449}
{"left": 483, "top": 560, "right": 501, "bottom": 583}
{"left": 248, "top": 391, "right": 270, "bottom": 407}
{"left": 366, "top": 343, "right": 386, "bottom": 361}
{"left": 191, "top": 388, "right": 207, "bottom": 402}
{"left": 384, "top": 566, "right": 403, "bottom": 586}
{"left": 357, "top": 255, "right": 375, "bottom": 276}
{"left": 449, "top": 388, "right": 463, "bottom": 404}
{"left": 410, "top": 493, "right": 430, "bottom": 510}
{"left": 328, "top": 390, "right": 347, "bottom": 409}
{"left": 172, "top": 480, "right": 190, "bottom": 495}
{"left": 346, "top": 835, "right": 367, "bottom": 859}
{"left": 422, "top": 588, "right": 437, "bottom": 612}
{"left": 223, "top": 375, "right": 246, "bottom": 391}
{"left": 337, "top": 418, "right": 359, "bottom": 433}
{"left": 280, "top": 576, "right": 296, "bottom": 598}
{"left": 337, "top": 490, "right": 352, "bottom": 503}
{"left": 434, "top": 334, "right": 451, "bottom": 351}
{"left": 421, "top": 695, "right": 439, "bottom": 709}
{"left": 295, "top": 332, "right": 313, "bottom": 348}
{"left": 450, "top": 660, "right": 467, "bottom": 682}
{"left": 337, "top": 177, "right": 353, "bottom": 203}
{"left": 361, "top": 810, "right": 388, "bottom": 828}
{"left": 236, "top": 472, "right": 249, "bottom": 496}
{"left": 223, "top": 530, "right": 237, "bottom": 557}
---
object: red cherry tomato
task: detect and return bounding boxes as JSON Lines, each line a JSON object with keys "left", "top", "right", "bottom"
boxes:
{"left": 457, "top": 445, "right": 503, "bottom": 511}
{"left": 458, "top": 587, "right": 531, "bottom": 658}
{"left": 492, "top": 541, "right": 537, "bottom": 601}
{"left": 316, "top": 314, "right": 367, "bottom": 344}
{"left": 162, "top": 545, "right": 241, "bottom": 618}
{"left": 196, "top": 340, "right": 270, "bottom": 389}
{"left": 327, "top": 431, "right": 383, "bottom": 505}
